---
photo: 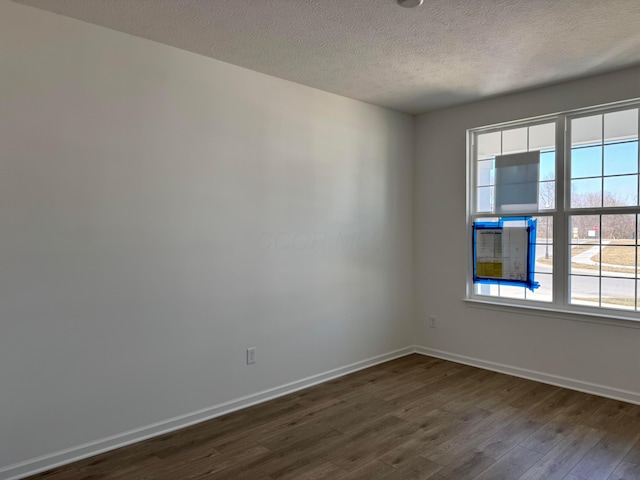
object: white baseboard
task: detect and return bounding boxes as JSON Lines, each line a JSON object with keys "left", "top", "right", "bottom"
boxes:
{"left": 414, "top": 346, "right": 640, "bottom": 406}
{"left": 0, "top": 346, "right": 414, "bottom": 480}
{"left": 7, "top": 345, "right": 638, "bottom": 479}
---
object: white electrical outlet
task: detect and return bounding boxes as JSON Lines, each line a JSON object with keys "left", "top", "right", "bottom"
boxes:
{"left": 429, "top": 316, "right": 436, "bottom": 328}
{"left": 247, "top": 347, "right": 256, "bottom": 365}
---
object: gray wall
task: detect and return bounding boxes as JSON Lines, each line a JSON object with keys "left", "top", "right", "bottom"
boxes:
{"left": 0, "top": 1, "right": 414, "bottom": 471}
{"left": 415, "top": 66, "right": 640, "bottom": 397}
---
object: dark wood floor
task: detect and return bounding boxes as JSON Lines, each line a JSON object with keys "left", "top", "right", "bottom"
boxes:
{"left": 28, "top": 354, "right": 640, "bottom": 480}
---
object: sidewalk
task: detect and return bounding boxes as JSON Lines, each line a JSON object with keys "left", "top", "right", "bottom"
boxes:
{"left": 570, "top": 241, "right": 609, "bottom": 266}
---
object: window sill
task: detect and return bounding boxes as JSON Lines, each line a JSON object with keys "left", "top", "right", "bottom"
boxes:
{"left": 463, "top": 298, "right": 640, "bottom": 329}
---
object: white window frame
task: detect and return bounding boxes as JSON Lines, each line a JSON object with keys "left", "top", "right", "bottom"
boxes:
{"left": 466, "top": 99, "right": 640, "bottom": 325}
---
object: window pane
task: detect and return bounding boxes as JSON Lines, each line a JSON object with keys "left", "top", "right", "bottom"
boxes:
{"left": 500, "top": 284, "right": 525, "bottom": 299}
{"left": 533, "top": 216, "right": 553, "bottom": 274}
{"left": 600, "top": 246, "right": 637, "bottom": 277}
{"left": 570, "top": 215, "right": 600, "bottom": 242}
{"left": 529, "top": 123, "right": 556, "bottom": 151}
{"left": 604, "top": 109, "right": 638, "bottom": 143}
{"left": 572, "top": 114, "right": 602, "bottom": 146}
{"left": 539, "top": 181, "right": 555, "bottom": 210}
{"left": 601, "top": 214, "right": 636, "bottom": 243}
{"left": 604, "top": 142, "right": 638, "bottom": 176}
{"left": 477, "top": 159, "right": 494, "bottom": 186}
{"left": 535, "top": 245, "right": 553, "bottom": 273}
{"left": 570, "top": 215, "right": 600, "bottom": 276}
{"left": 570, "top": 245, "right": 600, "bottom": 276}
{"left": 525, "top": 273, "right": 552, "bottom": 302}
{"left": 477, "top": 132, "right": 501, "bottom": 159}
{"left": 603, "top": 175, "right": 637, "bottom": 207}
{"left": 540, "top": 151, "right": 556, "bottom": 181}
{"left": 502, "top": 127, "right": 528, "bottom": 154}
{"left": 571, "top": 178, "right": 602, "bottom": 208}
{"left": 475, "top": 283, "right": 500, "bottom": 297}
{"left": 601, "top": 277, "right": 636, "bottom": 310}
{"left": 477, "top": 186, "right": 494, "bottom": 213}
{"left": 570, "top": 275, "right": 600, "bottom": 307}
{"left": 534, "top": 216, "right": 553, "bottom": 243}
{"left": 571, "top": 146, "right": 602, "bottom": 178}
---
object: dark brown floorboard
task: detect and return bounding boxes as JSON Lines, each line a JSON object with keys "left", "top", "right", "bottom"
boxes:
{"left": 26, "top": 354, "right": 640, "bottom": 480}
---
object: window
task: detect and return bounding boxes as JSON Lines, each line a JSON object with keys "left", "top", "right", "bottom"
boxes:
{"left": 468, "top": 101, "right": 640, "bottom": 318}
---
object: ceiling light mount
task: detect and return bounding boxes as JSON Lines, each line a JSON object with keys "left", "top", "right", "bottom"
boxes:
{"left": 397, "top": 0, "right": 424, "bottom": 7}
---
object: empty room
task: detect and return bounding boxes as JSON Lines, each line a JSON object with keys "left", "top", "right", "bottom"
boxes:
{"left": 2, "top": 0, "right": 640, "bottom": 479}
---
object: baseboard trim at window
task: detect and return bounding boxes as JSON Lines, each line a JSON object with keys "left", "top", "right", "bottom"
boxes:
{"left": 414, "top": 346, "right": 640, "bottom": 406}
{"left": 0, "top": 346, "right": 414, "bottom": 480}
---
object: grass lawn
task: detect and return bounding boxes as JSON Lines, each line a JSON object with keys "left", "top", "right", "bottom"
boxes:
{"left": 537, "top": 240, "right": 638, "bottom": 274}
{"left": 592, "top": 245, "right": 640, "bottom": 267}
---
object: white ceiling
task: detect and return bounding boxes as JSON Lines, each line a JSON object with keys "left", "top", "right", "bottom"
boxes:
{"left": 13, "top": 0, "right": 640, "bottom": 114}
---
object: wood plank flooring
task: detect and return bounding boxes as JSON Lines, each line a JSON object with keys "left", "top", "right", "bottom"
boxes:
{"left": 27, "top": 354, "right": 640, "bottom": 480}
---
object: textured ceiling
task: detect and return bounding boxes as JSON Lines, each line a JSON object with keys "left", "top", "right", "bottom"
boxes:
{"left": 13, "top": 0, "right": 640, "bottom": 114}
